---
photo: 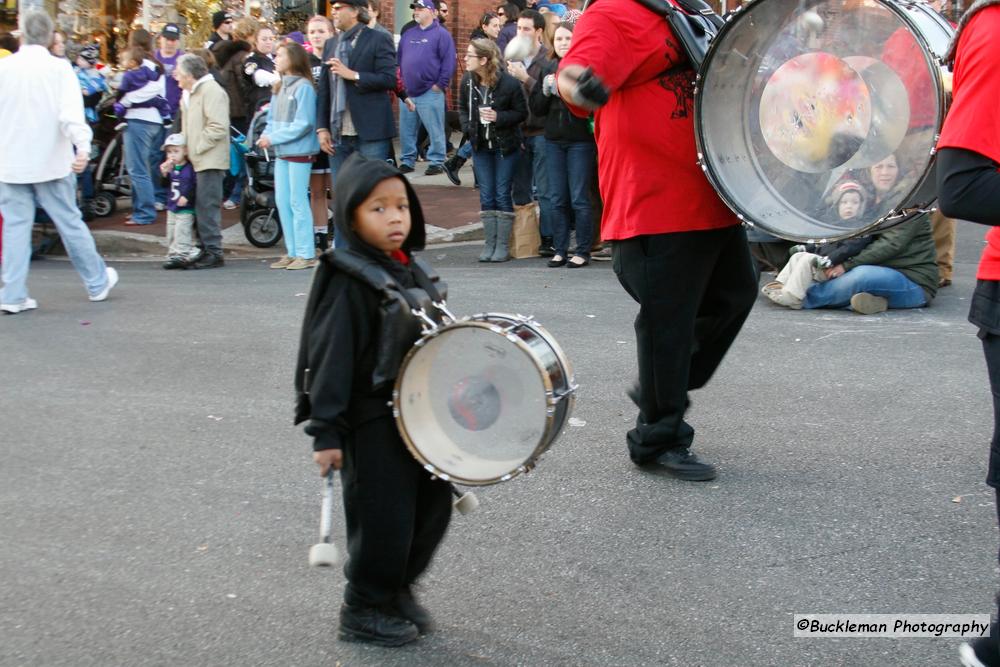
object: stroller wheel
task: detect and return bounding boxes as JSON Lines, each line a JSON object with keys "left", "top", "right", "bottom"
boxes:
{"left": 91, "top": 191, "right": 117, "bottom": 217}
{"left": 244, "top": 208, "right": 282, "bottom": 248}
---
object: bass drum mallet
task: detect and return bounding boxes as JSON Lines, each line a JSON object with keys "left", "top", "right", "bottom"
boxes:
{"left": 308, "top": 470, "right": 340, "bottom": 567}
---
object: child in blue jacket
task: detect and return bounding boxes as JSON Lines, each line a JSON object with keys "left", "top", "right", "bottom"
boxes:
{"left": 256, "top": 42, "right": 320, "bottom": 270}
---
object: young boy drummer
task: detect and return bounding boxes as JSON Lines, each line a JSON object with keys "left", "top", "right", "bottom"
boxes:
{"left": 295, "top": 154, "right": 452, "bottom": 647}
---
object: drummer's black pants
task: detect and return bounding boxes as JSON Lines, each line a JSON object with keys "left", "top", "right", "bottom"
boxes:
{"left": 612, "top": 226, "right": 757, "bottom": 464}
{"left": 340, "top": 415, "right": 452, "bottom": 608}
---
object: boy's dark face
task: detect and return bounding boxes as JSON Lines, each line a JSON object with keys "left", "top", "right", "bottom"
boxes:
{"left": 352, "top": 177, "right": 412, "bottom": 255}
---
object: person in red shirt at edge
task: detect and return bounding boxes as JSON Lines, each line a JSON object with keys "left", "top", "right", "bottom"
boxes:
{"left": 556, "top": 0, "right": 757, "bottom": 482}
{"left": 937, "top": 4, "right": 1000, "bottom": 666}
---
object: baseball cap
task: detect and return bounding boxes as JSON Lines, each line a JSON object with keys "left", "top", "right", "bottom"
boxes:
{"left": 410, "top": 0, "right": 438, "bottom": 10}
{"left": 333, "top": 0, "right": 368, "bottom": 7}
{"left": 162, "top": 133, "right": 186, "bottom": 149}
{"left": 212, "top": 10, "right": 233, "bottom": 28}
{"left": 161, "top": 23, "right": 181, "bottom": 40}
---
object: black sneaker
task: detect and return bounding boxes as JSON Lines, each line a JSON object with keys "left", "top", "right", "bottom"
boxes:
{"left": 398, "top": 164, "right": 415, "bottom": 174}
{"left": 162, "top": 257, "right": 189, "bottom": 270}
{"left": 640, "top": 448, "right": 717, "bottom": 481}
{"left": 338, "top": 604, "right": 419, "bottom": 647}
{"left": 190, "top": 254, "right": 224, "bottom": 270}
{"left": 393, "top": 589, "right": 435, "bottom": 634}
{"left": 425, "top": 164, "right": 444, "bottom": 176}
{"left": 961, "top": 634, "right": 1000, "bottom": 667}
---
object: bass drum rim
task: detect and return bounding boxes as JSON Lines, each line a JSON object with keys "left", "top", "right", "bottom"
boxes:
{"left": 393, "top": 314, "right": 574, "bottom": 487}
{"left": 693, "top": 0, "right": 951, "bottom": 243}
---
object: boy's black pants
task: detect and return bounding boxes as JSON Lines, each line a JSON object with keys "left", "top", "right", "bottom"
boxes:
{"left": 340, "top": 414, "right": 452, "bottom": 609}
{"left": 612, "top": 225, "right": 758, "bottom": 464}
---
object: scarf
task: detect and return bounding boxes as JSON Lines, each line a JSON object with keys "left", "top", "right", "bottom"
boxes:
{"left": 329, "top": 23, "right": 365, "bottom": 140}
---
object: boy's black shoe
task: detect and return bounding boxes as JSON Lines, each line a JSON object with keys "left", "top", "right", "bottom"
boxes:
{"left": 338, "top": 604, "right": 419, "bottom": 647}
{"left": 442, "top": 156, "right": 466, "bottom": 185}
{"left": 424, "top": 164, "right": 444, "bottom": 176}
{"left": 639, "top": 447, "right": 717, "bottom": 481}
{"left": 398, "top": 164, "right": 415, "bottom": 174}
{"left": 162, "top": 257, "right": 189, "bottom": 270}
{"left": 190, "top": 254, "right": 224, "bottom": 270}
{"left": 961, "top": 632, "right": 1000, "bottom": 667}
{"left": 393, "top": 589, "right": 435, "bottom": 634}
{"left": 538, "top": 236, "right": 555, "bottom": 257}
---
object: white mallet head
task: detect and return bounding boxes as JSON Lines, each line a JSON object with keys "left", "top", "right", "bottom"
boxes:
{"left": 453, "top": 491, "right": 480, "bottom": 515}
{"left": 504, "top": 35, "right": 534, "bottom": 63}
{"left": 309, "top": 542, "right": 340, "bottom": 567}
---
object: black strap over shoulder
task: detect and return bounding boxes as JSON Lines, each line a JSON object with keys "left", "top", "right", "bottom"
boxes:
{"left": 323, "top": 249, "right": 448, "bottom": 311}
{"left": 585, "top": 0, "right": 723, "bottom": 70}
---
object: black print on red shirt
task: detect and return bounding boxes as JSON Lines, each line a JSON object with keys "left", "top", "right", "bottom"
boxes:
{"left": 658, "top": 65, "right": 694, "bottom": 119}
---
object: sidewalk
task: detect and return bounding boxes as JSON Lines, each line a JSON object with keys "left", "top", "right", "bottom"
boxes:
{"left": 79, "top": 160, "right": 482, "bottom": 259}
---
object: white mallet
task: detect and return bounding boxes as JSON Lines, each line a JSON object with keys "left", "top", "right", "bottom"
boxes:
{"left": 308, "top": 470, "right": 340, "bottom": 567}
{"left": 451, "top": 484, "right": 479, "bottom": 515}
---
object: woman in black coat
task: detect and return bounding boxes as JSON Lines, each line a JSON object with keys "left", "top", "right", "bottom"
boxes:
{"left": 458, "top": 38, "right": 528, "bottom": 263}
{"left": 529, "top": 23, "right": 597, "bottom": 267}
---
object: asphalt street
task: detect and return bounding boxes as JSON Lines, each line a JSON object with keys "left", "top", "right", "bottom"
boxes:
{"left": 2, "top": 230, "right": 998, "bottom": 666}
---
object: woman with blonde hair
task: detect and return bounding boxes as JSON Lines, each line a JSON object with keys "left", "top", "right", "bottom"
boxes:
{"left": 458, "top": 38, "right": 527, "bottom": 262}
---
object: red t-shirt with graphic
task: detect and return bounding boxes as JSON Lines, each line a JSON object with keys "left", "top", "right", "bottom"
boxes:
{"left": 937, "top": 7, "right": 1000, "bottom": 279}
{"left": 558, "top": 0, "right": 737, "bottom": 241}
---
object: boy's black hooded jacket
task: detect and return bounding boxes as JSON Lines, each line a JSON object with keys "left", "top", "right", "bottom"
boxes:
{"left": 295, "top": 155, "right": 429, "bottom": 452}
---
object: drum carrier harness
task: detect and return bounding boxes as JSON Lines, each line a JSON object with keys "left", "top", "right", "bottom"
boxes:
{"left": 295, "top": 249, "right": 456, "bottom": 422}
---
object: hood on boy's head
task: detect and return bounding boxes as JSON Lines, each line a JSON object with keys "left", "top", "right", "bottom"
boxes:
{"left": 333, "top": 154, "right": 426, "bottom": 256}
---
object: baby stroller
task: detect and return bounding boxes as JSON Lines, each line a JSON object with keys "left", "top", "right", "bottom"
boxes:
{"left": 89, "top": 95, "right": 130, "bottom": 217}
{"left": 240, "top": 105, "right": 282, "bottom": 248}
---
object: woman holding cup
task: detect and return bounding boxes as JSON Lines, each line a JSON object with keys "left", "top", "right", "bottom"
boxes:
{"left": 458, "top": 39, "right": 528, "bottom": 262}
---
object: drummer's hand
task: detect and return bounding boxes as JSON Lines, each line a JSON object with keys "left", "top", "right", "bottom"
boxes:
{"left": 825, "top": 264, "right": 846, "bottom": 279}
{"left": 314, "top": 449, "right": 343, "bottom": 475}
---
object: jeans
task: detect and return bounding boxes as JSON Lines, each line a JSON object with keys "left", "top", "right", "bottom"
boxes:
{"left": 194, "top": 169, "right": 225, "bottom": 257}
{"left": 329, "top": 136, "right": 392, "bottom": 179}
{"left": 152, "top": 125, "right": 168, "bottom": 206}
{"left": 545, "top": 140, "right": 596, "bottom": 258}
{"left": 124, "top": 119, "right": 162, "bottom": 224}
{"left": 274, "top": 159, "right": 315, "bottom": 260}
{"left": 472, "top": 148, "right": 518, "bottom": 213}
{"left": 328, "top": 136, "right": 392, "bottom": 248}
{"left": 512, "top": 134, "right": 554, "bottom": 237}
{"left": 0, "top": 175, "right": 111, "bottom": 304}
{"left": 399, "top": 90, "right": 446, "bottom": 167}
{"left": 612, "top": 227, "right": 757, "bottom": 463}
{"left": 457, "top": 140, "right": 472, "bottom": 160}
{"left": 803, "top": 265, "right": 927, "bottom": 310}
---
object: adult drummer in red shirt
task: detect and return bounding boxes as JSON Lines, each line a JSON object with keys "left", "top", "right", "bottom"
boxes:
{"left": 556, "top": 0, "right": 757, "bottom": 481}
{"left": 937, "top": 4, "right": 1000, "bottom": 665}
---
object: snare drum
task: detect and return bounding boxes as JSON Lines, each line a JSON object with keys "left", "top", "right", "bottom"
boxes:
{"left": 393, "top": 313, "right": 576, "bottom": 486}
{"left": 694, "top": 0, "right": 954, "bottom": 242}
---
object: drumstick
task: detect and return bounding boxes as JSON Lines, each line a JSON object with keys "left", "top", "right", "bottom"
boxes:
{"left": 308, "top": 470, "right": 340, "bottom": 567}
{"left": 450, "top": 484, "right": 479, "bottom": 515}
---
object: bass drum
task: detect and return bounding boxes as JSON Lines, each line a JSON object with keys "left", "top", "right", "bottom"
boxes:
{"left": 393, "top": 314, "right": 576, "bottom": 487}
{"left": 695, "top": 0, "right": 953, "bottom": 242}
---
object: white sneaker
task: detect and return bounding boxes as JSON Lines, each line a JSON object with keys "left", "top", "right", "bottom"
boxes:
{"left": 1, "top": 298, "right": 38, "bottom": 314}
{"left": 154, "top": 202, "right": 166, "bottom": 212}
{"left": 89, "top": 267, "right": 119, "bottom": 302}
{"left": 222, "top": 200, "right": 238, "bottom": 210}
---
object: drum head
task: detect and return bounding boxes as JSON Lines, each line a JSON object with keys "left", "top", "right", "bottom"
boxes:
{"left": 395, "top": 322, "right": 551, "bottom": 485}
{"left": 695, "top": 0, "right": 952, "bottom": 241}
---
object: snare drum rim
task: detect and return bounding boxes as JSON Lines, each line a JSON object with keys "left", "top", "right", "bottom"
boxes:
{"left": 693, "top": 0, "right": 951, "bottom": 243}
{"left": 392, "top": 317, "right": 559, "bottom": 487}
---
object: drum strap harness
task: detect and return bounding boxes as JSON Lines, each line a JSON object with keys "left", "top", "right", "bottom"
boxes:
{"left": 586, "top": 0, "right": 723, "bottom": 70}
{"left": 296, "top": 249, "right": 454, "bottom": 415}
